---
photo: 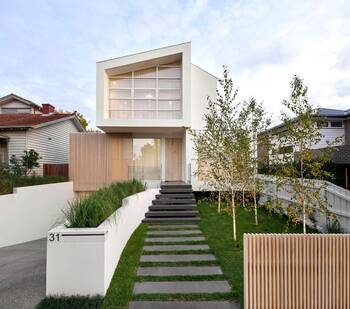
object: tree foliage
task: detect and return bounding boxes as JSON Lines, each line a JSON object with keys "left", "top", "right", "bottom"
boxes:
{"left": 191, "top": 66, "right": 270, "bottom": 239}
{"left": 272, "top": 75, "right": 336, "bottom": 233}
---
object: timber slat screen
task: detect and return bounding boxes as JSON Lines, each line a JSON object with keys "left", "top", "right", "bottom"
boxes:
{"left": 69, "top": 133, "right": 132, "bottom": 192}
{"left": 244, "top": 234, "right": 350, "bottom": 309}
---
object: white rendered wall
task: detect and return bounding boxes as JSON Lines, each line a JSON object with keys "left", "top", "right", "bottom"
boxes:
{"left": 187, "top": 64, "right": 217, "bottom": 189}
{"left": 0, "top": 182, "right": 74, "bottom": 248}
{"left": 46, "top": 188, "right": 158, "bottom": 296}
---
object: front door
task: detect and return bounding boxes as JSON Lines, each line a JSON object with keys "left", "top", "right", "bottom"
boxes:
{"left": 165, "top": 138, "right": 182, "bottom": 181}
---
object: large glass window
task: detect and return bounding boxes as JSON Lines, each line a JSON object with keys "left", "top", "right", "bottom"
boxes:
{"left": 108, "top": 62, "right": 182, "bottom": 120}
{"left": 132, "top": 139, "right": 161, "bottom": 180}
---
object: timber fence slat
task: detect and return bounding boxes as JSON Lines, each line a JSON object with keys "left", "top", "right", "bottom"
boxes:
{"left": 244, "top": 234, "right": 350, "bottom": 309}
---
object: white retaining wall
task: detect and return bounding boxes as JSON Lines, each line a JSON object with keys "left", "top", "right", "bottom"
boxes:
{"left": 0, "top": 182, "right": 74, "bottom": 248}
{"left": 259, "top": 175, "right": 350, "bottom": 232}
{"left": 46, "top": 188, "right": 158, "bottom": 296}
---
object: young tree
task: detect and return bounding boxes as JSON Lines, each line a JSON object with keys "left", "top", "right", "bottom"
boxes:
{"left": 276, "top": 75, "right": 334, "bottom": 233}
{"left": 191, "top": 66, "right": 251, "bottom": 240}
{"left": 243, "top": 98, "right": 271, "bottom": 225}
{"left": 21, "top": 149, "right": 41, "bottom": 176}
{"left": 8, "top": 149, "right": 41, "bottom": 176}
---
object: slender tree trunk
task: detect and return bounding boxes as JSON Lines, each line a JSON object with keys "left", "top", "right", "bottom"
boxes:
{"left": 253, "top": 184, "right": 258, "bottom": 225}
{"left": 231, "top": 189, "right": 237, "bottom": 241}
{"left": 242, "top": 190, "right": 245, "bottom": 207}
{"left": 218, "top": 190, "right": 221, "bottom": 213}
{"left": 300, "top": 154, "right": 306, "bottom": 234}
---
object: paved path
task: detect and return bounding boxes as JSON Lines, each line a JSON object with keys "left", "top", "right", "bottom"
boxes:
{"left": 129, "top": 223, "right": 240, "bottom": 308}
{"left": 0, "top": 238, "right": 46, "bottom": 309}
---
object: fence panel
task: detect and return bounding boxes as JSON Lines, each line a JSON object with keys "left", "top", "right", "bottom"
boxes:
{"left": 244, "top": 234, "right": 350, "bottom": 309}
{"left": 43, "top": 164, "right": 69, "bottom": 177}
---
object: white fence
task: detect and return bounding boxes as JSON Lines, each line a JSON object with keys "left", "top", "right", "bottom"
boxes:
{"left": 0, "top": 182, "right": 74, "bottom": 248}
{"left": 259, "top": 175, "right": 350, "bottom": 232}
{"left": 46, "top": 188, "right": 158, "bottom": 296}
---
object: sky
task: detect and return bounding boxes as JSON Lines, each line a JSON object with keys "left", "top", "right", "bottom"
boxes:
{"left": 0, "top": 0, "right": 349, "bottom": 128}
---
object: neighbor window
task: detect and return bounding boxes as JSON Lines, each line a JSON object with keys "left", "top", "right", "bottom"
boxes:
{"left": 108, "top": 61, "right": 182, "bottom": 120}
{"left": 330, "top": 121, "right": 343, "bottom": 128}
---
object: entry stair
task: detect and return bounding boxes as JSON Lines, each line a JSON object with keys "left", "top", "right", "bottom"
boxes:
{"left": 142, "top": 182, "right": 199, "bottom": 223}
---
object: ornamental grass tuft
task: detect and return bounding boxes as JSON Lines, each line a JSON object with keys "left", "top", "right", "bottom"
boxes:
{"left": 64, "top": 180, "right": 145, "bottom": 228}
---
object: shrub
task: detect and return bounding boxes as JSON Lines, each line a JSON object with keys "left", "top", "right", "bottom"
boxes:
{"left": 326, "top": 218, "right": 344, "bottom": 233}
{"left": 0, "top": 175, "right": 68, "bottom": 195}
{"left": 64, "top": 180, "right": 145, "bottom": 228}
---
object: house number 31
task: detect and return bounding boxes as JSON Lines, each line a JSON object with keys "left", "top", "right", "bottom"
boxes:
{"left": 48, "top": 233, "right": 60, "bottom": 242}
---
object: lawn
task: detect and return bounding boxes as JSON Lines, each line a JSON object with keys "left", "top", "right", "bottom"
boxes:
{"left": 37, "top": 199, "right": 309, "bottom": 308}
{"left": 198, "top": 199, "right": 310, "bottom": 306}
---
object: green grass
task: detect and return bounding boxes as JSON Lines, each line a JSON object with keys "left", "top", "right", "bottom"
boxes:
{"left": 102, "top": 224, "right": 148, "bottom": 309}
{"left": 198, "top": 200, "right": 311, "bottom": 306}
{"left": 36, "top": 296, "right": 103, "bottom": 309}
{"left": 0, "top": 175, "right": 68, "bottom": 195}
{"left": 64, "top": 180, "right": 145, "bottom": 228}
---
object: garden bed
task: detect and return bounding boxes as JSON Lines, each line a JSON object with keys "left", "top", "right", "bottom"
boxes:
{"left": 46, "top": 182, "right": 158, "bottom": 297}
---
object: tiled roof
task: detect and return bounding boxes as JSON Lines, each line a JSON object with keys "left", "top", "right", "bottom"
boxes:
{"left": 0, "top": 113, "right": 74, "bottom": 128}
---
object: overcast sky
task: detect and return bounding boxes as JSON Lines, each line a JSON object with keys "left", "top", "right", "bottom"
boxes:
{"left": 1, "top": 0, "right": 349, "bottom": 127}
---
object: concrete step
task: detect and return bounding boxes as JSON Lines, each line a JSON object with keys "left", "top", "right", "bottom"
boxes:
{"left": 160, "top": 189, "right": 193, "bottom": 194}
{"left": 147, "top": 230, "right": 202, "bottom": 235}
{"left": 129, "top": 301, "right": 240, "bottom": 309}
{"left": 149, "top": 205, "right": 197, "bottom": 211}
{"left": 142, "top": 217, "right": 200, "bottom": 223}
{"left": 148, "top": 224, "right": 199, "bottom": 229}
{"left": 137, "top": 266, "right": 222, "bottom": 276}
{"left": 140, "top": 254, "right": 216, "bottom": 262}
{"left": 145, "top": 236, "right": 205, "bottom": 243}
{"left": 156, "top": 194, "right": 194, "bottom": 199}
{"left": 143, "top": 244, "right": 210, "bottom": 252}
{"left": 145, "top": 211, "right": 199, "bottom": 218}
{"left": 161, "top": 184, "right": 192, "bottom": 190}
{"left": 153, "top": 199, "right": 196, "bottom": 205}
{"left": 133, "top": 280, "right": 231, "bottom": 294}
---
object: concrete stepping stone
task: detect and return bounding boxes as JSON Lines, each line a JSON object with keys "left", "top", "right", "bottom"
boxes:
{"left": 143, "top": 244, "right": 209, "bottom": 252}
{"left": 145, "top": 236, "right": 205, "bottom": 243}
{"left": 133, "top": 280, "right": 231, "bottom": 294}
{"left": 147, "top": 230, "right": 202, "bottom": 235}
{"left": 129, "top": 301, "right": 240, "bottom": 309}
{"left": 137, "top": 266, "right": 222, "bottom": 276}
{"left": 148, "top": 225, "right": 198, "bottom": 229}
{"left": 140, "top": 254, "right": 216, "bottom": 262}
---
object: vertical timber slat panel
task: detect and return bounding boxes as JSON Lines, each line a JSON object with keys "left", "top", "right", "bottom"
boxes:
{"left": 69, "top": 133, "right": 132, "bottom": 191}
{"left": 244, "top": 234, "right": 350, "bottom": 309}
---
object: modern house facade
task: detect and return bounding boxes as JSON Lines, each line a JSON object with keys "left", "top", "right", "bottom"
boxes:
{"left": 0, "top": 93, "right": 85, "bottom": 175}
{"left": 70, "top": 42, "right": 217, "bottom": 192}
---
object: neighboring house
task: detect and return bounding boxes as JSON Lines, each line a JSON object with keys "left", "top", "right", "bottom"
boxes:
{"left": 258, "top": 108, "right": 350, "bottom": 188}
{"left": 0, "top": 93, "right": 85, "bottom": 175}
{"left": 70, "top": 42, "right": 217, "bottom": 192}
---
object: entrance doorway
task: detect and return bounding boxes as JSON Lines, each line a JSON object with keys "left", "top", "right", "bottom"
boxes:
{"left": 165, "top": 138, "right": 182, "bottom": 181}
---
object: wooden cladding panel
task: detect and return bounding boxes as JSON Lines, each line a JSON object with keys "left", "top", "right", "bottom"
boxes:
{"left": 244, "top": 234, "right": 350, "bottom": 309}
{"left": 165, "top": 138, "right": 182, "bottom": 181}
{"left": 69, "top": 133, "right": 132, "bottom": 191}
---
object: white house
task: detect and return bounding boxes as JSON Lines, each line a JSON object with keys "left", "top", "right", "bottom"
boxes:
{"left": 258, "top": 108, "right": 350, "bottom": 188}
{"left": 69, "top": 42, "right": 217, "bottom": 192}
{"left": 0, "top": 93, "right": 85, "bottom": 175}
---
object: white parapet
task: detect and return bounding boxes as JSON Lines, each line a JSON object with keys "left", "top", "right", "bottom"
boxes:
{"left": 46, "top": 188, "right": 158, "bottom": 296}
{"left": 0, "top": 182, "right": 74, "bottom": 248}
